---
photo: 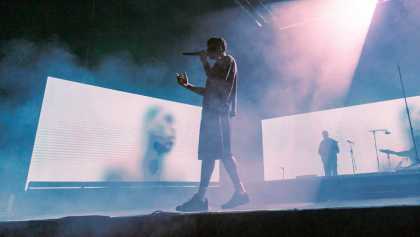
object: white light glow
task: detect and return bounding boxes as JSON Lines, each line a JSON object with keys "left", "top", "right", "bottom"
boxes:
{"left": 263, "top": 96, "right": 420, "bottom": 180}
{"left": 26, "top": 77, "right": 219, "bottom": 189}
{"left": 267, "top": 0, "right": 377, "bottom": 111}
{"left": 331, "top": 0, "right": 378, "bottom": 29}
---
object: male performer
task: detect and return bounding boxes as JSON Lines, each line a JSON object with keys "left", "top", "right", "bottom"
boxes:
{"left": 318, "top": 130, "right": 340, "bottom": 176}
{"left": 175, "top": 37, "right": 249, "bottom": 212}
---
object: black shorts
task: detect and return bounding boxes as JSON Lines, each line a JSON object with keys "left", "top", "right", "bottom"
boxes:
{"left": 198, "top": 109, "right": 232, "bottom": 160}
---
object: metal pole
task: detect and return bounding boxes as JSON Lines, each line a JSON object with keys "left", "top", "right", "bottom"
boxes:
{"left": 386, "top": 153, "right": 391, "bottom": 170}
{"left": 397, "top": 65, "right": 419, "bottom": 162}
{"left": 349, "top": 144, "right": 356, "bottom": 174}
{"left": 280, "top": 167, "right": 285, "bottom": 179}
{"left": 371, "top": 131, "right": 381, "bottom": 171}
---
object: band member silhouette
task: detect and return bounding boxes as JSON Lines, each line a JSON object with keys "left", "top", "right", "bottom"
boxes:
{"left": 318, "top": 130, "right": 340, "bottom": 176}
{"left": 176, "top": 37, "right": 249, "bottom": 212}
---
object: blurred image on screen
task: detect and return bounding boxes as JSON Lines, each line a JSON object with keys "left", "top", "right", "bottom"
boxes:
{"left": 26, "top": 77, "right": 219, "bottom": 188}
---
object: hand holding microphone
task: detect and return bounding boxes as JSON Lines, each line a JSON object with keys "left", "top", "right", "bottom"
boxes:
{"left": 178, "top": 49, "right": 209, "bottom": 88}
{"left": 176, "top": 72, "right": 189, "bottom": 87}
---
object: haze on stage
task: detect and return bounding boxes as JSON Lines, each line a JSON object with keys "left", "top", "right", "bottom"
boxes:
{"left": 26, "top": 77, "right": 219, "bottom": 189}
{"left": 263, "top": 96, "right": 420, "bottom": 180}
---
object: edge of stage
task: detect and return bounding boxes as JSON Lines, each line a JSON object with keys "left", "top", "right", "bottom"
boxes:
{"left": 2, "top": 205, "right": 420, "bottom": 236}
{"left": 257, "top": 168, "right": 420, "bottom": 204}
{"left": 2, "top": 169, "right": 420, "bottom": 236}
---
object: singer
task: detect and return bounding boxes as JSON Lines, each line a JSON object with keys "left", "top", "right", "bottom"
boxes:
{"left": 175, "top": 37, "right": 249, "bottom": 212}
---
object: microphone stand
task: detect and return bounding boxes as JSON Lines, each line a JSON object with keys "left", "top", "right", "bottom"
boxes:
{"left": 348, "top": 142, "right": 357, "bottom": 174}
{"left": 386, "top": 153, "right": 391, "bottom": 170}
{"left": 279, "top": 167, "right": 285, "bottom": 179}
{"left": 369, "top": 129, "right": 391, "bottom": 171}
{"left": 397, "top": 65, "right": 419, "bottom": 163}
{"left": 369, "top": 130, "right": 381, "bottom": 171}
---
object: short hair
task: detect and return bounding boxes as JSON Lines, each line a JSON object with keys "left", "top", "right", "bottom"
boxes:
{"left": 207, "top": 37, "right": 227, "bottom": 52}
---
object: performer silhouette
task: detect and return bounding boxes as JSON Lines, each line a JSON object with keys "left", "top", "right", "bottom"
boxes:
{"left": 318, "top": 130, "right": 340, "bottom": 176}
{"left": 176, "top": 37, "right": 249, "bottom": 212}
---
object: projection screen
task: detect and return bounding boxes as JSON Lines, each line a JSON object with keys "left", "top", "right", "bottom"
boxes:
{"left": 263, "top": 96, "right": 420, "bottom": 180}
{"left": 26, "top": 77, "right": 219, "bottom": 188}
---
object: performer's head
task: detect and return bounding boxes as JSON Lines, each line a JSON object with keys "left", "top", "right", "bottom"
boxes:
{"left": 207, "top": 37, "right": 227, "bottom": 59}
{"left": 322, "top": 130, "right": 329, "bottom": 139}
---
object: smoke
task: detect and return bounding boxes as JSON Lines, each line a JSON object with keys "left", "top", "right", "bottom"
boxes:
{"left": 0, "top": 39, "right": 86, "bottom": 194}
{"left": 184, "top": 0, "right": 377, "bottom": 119}
{"left": 0, "top": 38, "right": 201, "bottom": 196}
{"left": 176, "top": 0, "right": 420, "bottom": 205}
{"left": 197, "top": 0, "right": 420, "bottom": 118}
{"left": 345, "top": 0, "right": 420, "bottom": 105}
{"left": 0, "top": 0, "right": 382, "bottom": 190}
{"left": 174, "top": 0, "right": 379, "bottom": 186}
{"left": 2, "top": 0, "right": 420, "bottom": 220}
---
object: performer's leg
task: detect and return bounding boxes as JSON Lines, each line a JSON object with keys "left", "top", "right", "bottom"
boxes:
{"left": 322, "top": 160, "right": 328, "bottom": 176}
{"left": 326, "top": 160, "right": 333, "bottom": 177}
{"left": 332, "top": 158, "right": 338, "bottom": 176}
{"left": 221, "top": 156, "right": 249, "bottom": 209}
{"left": 176, "top": 159, "right": 215, "bottom": 212}
{"left": 196, "top": 159, "right": 216, "bottom": 200}
{"left": 222, "top": 156, "right": 246, "bottom": 194}
{"left": 219, "top": 114, "right": 249, "bottom": 209}
{"left": 219, "top": 114, "right": 245, "bottom": 193}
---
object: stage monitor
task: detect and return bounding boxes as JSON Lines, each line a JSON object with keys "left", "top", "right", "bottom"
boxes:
{"left": 26, "top": 77, "right": 219, "bottom": 189}
{"left": 262, "top": 96, "right": 420, "bottom": 181}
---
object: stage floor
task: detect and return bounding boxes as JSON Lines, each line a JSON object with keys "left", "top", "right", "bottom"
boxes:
{"left": 4, "top": 200, "right": 420, "bottom": 237}
{"left": 4, "top": 170, "right": 420, "bottom": 222}
{"left": 7, "top": 195, "right": 420, "bottom": 222}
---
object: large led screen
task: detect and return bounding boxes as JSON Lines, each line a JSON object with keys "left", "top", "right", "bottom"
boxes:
{"left": 263, "top": 96, "right": 420, "bottom": 180}
{"left": 26, "top": 77, "right": 219, "bottom": 187}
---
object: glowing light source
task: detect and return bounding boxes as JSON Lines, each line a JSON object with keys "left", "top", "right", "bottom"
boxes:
{"left": 268, "top": 0, "right": 378, "bottom": 111}
{"left": 330, "top": 0, "right": 378, "bottom": 33}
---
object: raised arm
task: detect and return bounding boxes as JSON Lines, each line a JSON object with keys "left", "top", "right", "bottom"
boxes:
{"left": 186, "top": 84, "right": 205, "bottom": 96}
{"left": 176, "top": 72, "right": 205, "bottom": 96}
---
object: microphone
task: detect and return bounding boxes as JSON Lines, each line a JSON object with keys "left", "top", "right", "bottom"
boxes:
{"left": 368, "top": 129, "right": 392, "bottom": 134}
{"left": 182, "top": 50, "right": 205, "bottom": 56}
